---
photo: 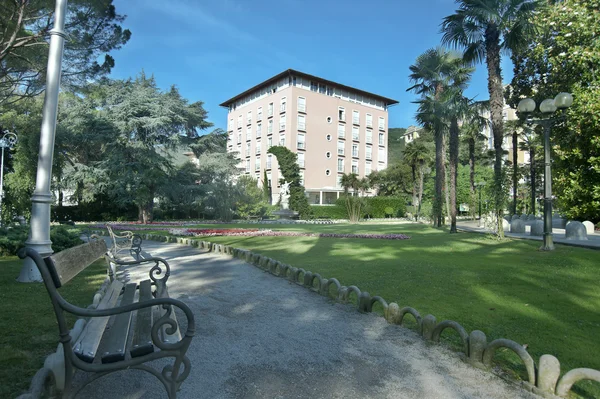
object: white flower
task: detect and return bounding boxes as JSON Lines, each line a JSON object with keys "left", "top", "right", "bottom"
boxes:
{"left": 559, "top": 52, "right": 567, "bottom": 57}
{"left": 567, "top": 22, "right": 573, "bottom": 26}
{"left": 565, "top": 33, "right": 572, "bottom": 37}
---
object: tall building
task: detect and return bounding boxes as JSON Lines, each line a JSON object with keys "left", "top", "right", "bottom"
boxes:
{"left": 220, "top": 69, "right": 398, "bottom": 205}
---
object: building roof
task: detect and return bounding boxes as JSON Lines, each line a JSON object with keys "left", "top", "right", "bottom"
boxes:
{"left": 219, "top": 69, "right": 399, "bottom": 108}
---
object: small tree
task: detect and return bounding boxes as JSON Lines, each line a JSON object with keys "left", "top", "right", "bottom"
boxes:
{"left": 267, "top": 146, "right": 311, "bottom": 218}
{"left": 340, "top": 173, "right": 370, "bottom": 223}
{"left": 235, "top": 175, "right": 269, "bottom": 220}
{"left": 262, "top": 170, "right": 272, "bottom": 205}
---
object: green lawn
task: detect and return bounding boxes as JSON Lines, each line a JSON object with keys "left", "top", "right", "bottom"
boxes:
{"left": 0, "top": 258, "right": 107, "bottom": 398}
{"left": 157, "top": 222, "right": 599, "bottom": 398}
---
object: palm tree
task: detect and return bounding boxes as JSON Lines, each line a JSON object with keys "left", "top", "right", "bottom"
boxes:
{"left": 403, "top": 140, "right": 431, "bottom": 220}
{"left": 441, "top": 0, "right": 539, "bottom": 237}
{"left": 408, "top": 47, "right": 472, "bottom": 227}
{"left": 340, "top": 173, "right": 369, "bottom": 223}
{"left": 504, "top": 119, "right": 524, "bottom": 215}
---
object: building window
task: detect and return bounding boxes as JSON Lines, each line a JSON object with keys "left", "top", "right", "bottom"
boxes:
{"left": 267, "top": 154, "right": 272, "bottom": 169}
{"left": 337, "top": 174, "right": 342, "bottom": 188}
{"left": 338, "top": 107, "right": 345, "bottom": 122}
{"left": 298, "top": 97, "right": 306, "bottom": 113}
{"left": 246, "top": 142, "right": 251, "bottom": 157}
{"left": 229, "top": 118, "right": 234, "bottom": 131}
{"left": 326, "top": 134, "right": 332, "bottom": 141}
{"left": 268, "top": 119, "right": 273, "bottom": 134}
{"left": 379, "top": 132, "right": 385, "bottom": 146}
{"left": 246, "top": 126, "right": 251, "bottom": 141}
{"left": 310, "top": 81, "right": 318, "bottom": 92}
{"left": 279, "top": 114, "right": 286, "bottom": 131}
{"left": 365, "top": 161, "right": 372, "bottom": 175}
{"left": 238, "top": 133, "right": 242, "bottom": 144}
{"left": 297, "top": 133, "right": 305, "bottom": 149}
{"left": 378, "top": 117, "right": 385, "bottom": 130}
{"left": 268, "top": 102, "right": 274, "bottom": 117}
{"left": 326, "top": 116, "right": 332, "bottom": 123}
{"left": 319, "top": 84, "right": 326, "bottom": 94}
{"left": 297, "top": 152, "right": 305, "bottom": 168}
{"left": 280, "top": 97, "right": 287, "bottom": 113}
{"left": 245, "top": 159, "right": 250, "bottom": 173}
{"left": 297, "top": 115, "right": 306, "bottom": 131}
{"left": 247, "top": 111, "right": 252, "bottom": 125}
{"left": 279, "top": 134, "right": 286, "bottom": 146}
{"left": 366, "top": 129, "right": 372, "bottom": 144}
{"left": 299, "top": 170, "right": 305, "bottom": 186}
{"left": 352, "top": 144, "right": 359, "bottom": 158}
{"left": 337, "top": 141, "right": 345, "bottom": 156}
{"left": 267, "top": 172, "right": 272, "bottom": 188}
{"left": 325, "top": 169, "right": 331, "bottom": 176}
{"left": 257, "top": 122, "right": 262, "bottom": 138}
{"left": 326, "top": 86, "right": 333, "bottom": 96}
{"left": 237, "top": 115, "right": 242, "bottom": 128}
{"left": 257, "top": 107, "right": 263, "bottom": 121}
{"left": 366, "top": 145, "right": 372, "bottom": 160}
{"left": 255, "top": 157, "right": 261, "bottom": 171}
{"left": 352, "top": 160, "right": 359, "bottom": 174}
{"left": 256, "top": 141, "right": 261, "bottom": 155}
{"left": 267, "top": 137, "right": 272, "bottom": 148}
{"left": 366, "top": 113, "right": 373, "bottom": 128}
{"left": 326, "top": 151, "right": 331, "bottom": 159}
{"left": 352, "top": 126, "right": 359, "bottom": 141}
{"left": 338, "top": 124, "right": 345, "bottom": 139}
{"left": 337, "top": 158, "right": 344, "bottom": 172}
{"left": 379, "top": 148, "right": 386, "bottom": 163}
{"left": 352, "top": 110, "right": 359, "bottom": 125}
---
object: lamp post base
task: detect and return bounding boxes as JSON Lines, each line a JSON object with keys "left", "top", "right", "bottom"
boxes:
{"left": 540, "top": 234, "right": 555, "bottom": 251}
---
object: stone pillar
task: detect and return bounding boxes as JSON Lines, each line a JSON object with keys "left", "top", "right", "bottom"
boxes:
{"left": 319, "top": 191, "right": 323, "bottom": 205}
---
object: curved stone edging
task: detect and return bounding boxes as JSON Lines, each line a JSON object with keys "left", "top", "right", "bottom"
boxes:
{"left": 90, "top": 230, "right": 600, "bottom": 398}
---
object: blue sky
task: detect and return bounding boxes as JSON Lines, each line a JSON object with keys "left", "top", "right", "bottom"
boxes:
{"left": 110, "top": 0, "right": 513, "bottom": 131}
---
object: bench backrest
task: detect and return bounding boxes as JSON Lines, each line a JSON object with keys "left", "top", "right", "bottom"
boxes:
{"left": 44, "top": 239, "right": 108, "bottom": 288}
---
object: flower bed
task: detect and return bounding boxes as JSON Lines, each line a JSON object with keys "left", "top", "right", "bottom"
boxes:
{"left": 167, "top": 228, "right": 410, "bottom": 240}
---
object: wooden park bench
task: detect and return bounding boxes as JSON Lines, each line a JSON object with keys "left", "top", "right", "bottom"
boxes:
{"left": 18, "top": 238, "right": 195, "bottom": 399}
{"left": 106, "top": 225, "right": 143, "bottom": 258}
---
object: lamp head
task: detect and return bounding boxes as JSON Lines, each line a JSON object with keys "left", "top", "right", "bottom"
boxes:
{"left": 540, "top": 98, "right": 557, "bottom": 114}
{"left": 554, "top": 92, "right": 573, "bottom": 109}
{"left": 517, "top": 98, "right": 536, "bottom": 114}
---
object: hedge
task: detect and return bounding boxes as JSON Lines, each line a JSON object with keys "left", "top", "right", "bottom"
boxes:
{"left": 309, "top": 205, "right": 347, "bottom": 219}
{"left": 334, "top": 196, "right": 407, "bottom": 218}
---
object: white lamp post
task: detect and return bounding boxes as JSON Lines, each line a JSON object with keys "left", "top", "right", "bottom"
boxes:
{"left": 517, "top": 92, "right": 573, "bottom": 251}
{"left": 17, "top": 0, "right": 69, "bottom": 282}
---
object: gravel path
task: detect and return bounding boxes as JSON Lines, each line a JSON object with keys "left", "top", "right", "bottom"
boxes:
{"left": 77, "top": 240, "right": 537, "bottom": 399}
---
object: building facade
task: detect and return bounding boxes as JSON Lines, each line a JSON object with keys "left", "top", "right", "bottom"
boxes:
{"left": 220, "top": 69, "right": 398, "bottom": 205}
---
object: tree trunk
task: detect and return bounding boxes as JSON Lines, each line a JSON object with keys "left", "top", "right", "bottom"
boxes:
{"left": 530, "top": 145, "right": 536, "bottom": 215}
{"left": 434, "top": 128, "right": 445, "bottom": 227}
{"left": 444, "top": 157, "right": 450, "bottom": 226}
{"left": 411, "top": 165, "right": 417, "bottom": 219}
{"left": 449, "top": 118, "right": 459, "bottom": 233}
{"left": 417, "top": 163, "right": 424, "bottom": 220}
{"left": 138, "top": 206, "right": 143, "bottom": 223}
{"left": 512, "top": 131, "right": 518, "bottom": 215}
{"left": 469, "top": 138, "right": 476, "bottom": 220}
{"left": 141, "top": 200, "right": 154, "bottom": 224}
{"left": 485, "top": 24, "right": 505, "bottom": 238}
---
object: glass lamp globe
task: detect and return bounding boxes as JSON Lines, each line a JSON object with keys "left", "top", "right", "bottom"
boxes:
{"left": 540, "top": 99, "right": 557, "bottom": 114}
{"left": 517, "top": 98, "right": 536, "bottom": 113}
{"left": 554, "top": 92, "right": 573, "bottom": 109}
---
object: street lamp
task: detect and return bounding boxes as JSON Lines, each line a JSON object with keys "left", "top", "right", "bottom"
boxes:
{"left": 475, "top": 182, "right": 486, "bottom": 226}
{"left": 0, "top": 128, "right": 18, "bottom": 225}
{"left": 517, "top": 92, "right": 573, "bottom": 251}
{"left": 17, "top": 0, "right": 68, "bottom": 282}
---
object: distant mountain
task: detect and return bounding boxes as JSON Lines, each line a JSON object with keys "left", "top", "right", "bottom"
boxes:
{"left": 387, "top": 127, "right": 407, "bottom": 164}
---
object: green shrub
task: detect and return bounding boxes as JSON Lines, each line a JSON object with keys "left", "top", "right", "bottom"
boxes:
{"left": 0, "top": 226, "right": 83, "bottom": 256}
{"left": 309, "top": 205, "right": 347, "bottom": 219}
{"left": 334, "top": 196, "right": 407, "bottom": 219}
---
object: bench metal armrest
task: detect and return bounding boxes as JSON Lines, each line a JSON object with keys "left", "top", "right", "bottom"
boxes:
{"left": 58, "top": 295, "right": 195, "bottom": 351}
{"left": 105, "top": 254, "right": 170, "bottom": 284}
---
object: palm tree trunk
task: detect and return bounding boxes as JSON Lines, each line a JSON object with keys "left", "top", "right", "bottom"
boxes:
{"left": 418, "top": 163, "right": 425, "bottom": 219}
{"left": 469, "top": 138, "right": 476, "bottom": 220}
{"left": 444, "top": 156, "right": 451, "bottom": 225}
{"left": 512, "top": 132, "right": 518, "bottom": 215}
{"left": 411, "top": 165, "right": 418, "bottom": 219}
{"left": 449, "top": 118, "right": 459, "bottom": 233}
{"left": 434, "top": 129, "right": 445, "bottom": 227}
{"left": 485, "top": 24, "right": 505, "bottom": 238}
{"left": 530, "top": 145, "right": 536, "bottom": 215}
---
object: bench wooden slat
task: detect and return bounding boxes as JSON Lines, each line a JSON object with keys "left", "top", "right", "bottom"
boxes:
{"left": 154, "top": 281, "right": 181, "bottom": 344}
{"left": 73, "top": 280, "right": 124, "bottom": 363}
{"left": 45, "top": 240, "right": 108, "bottom": 288}
{"left": 101, "top": 283, "right": 137, "bottom": 363}
{"left": 131, "top": 279, "right": 154, "bottom": 358}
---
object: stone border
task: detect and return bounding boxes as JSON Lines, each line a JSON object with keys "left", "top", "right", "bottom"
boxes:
{"left": 92, "top": 230, "right": 600, "bottom": 399}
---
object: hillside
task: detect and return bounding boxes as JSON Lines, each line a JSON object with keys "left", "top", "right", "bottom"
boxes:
{"left": 387, "top": 127, "right": 407, "bottom": 164}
